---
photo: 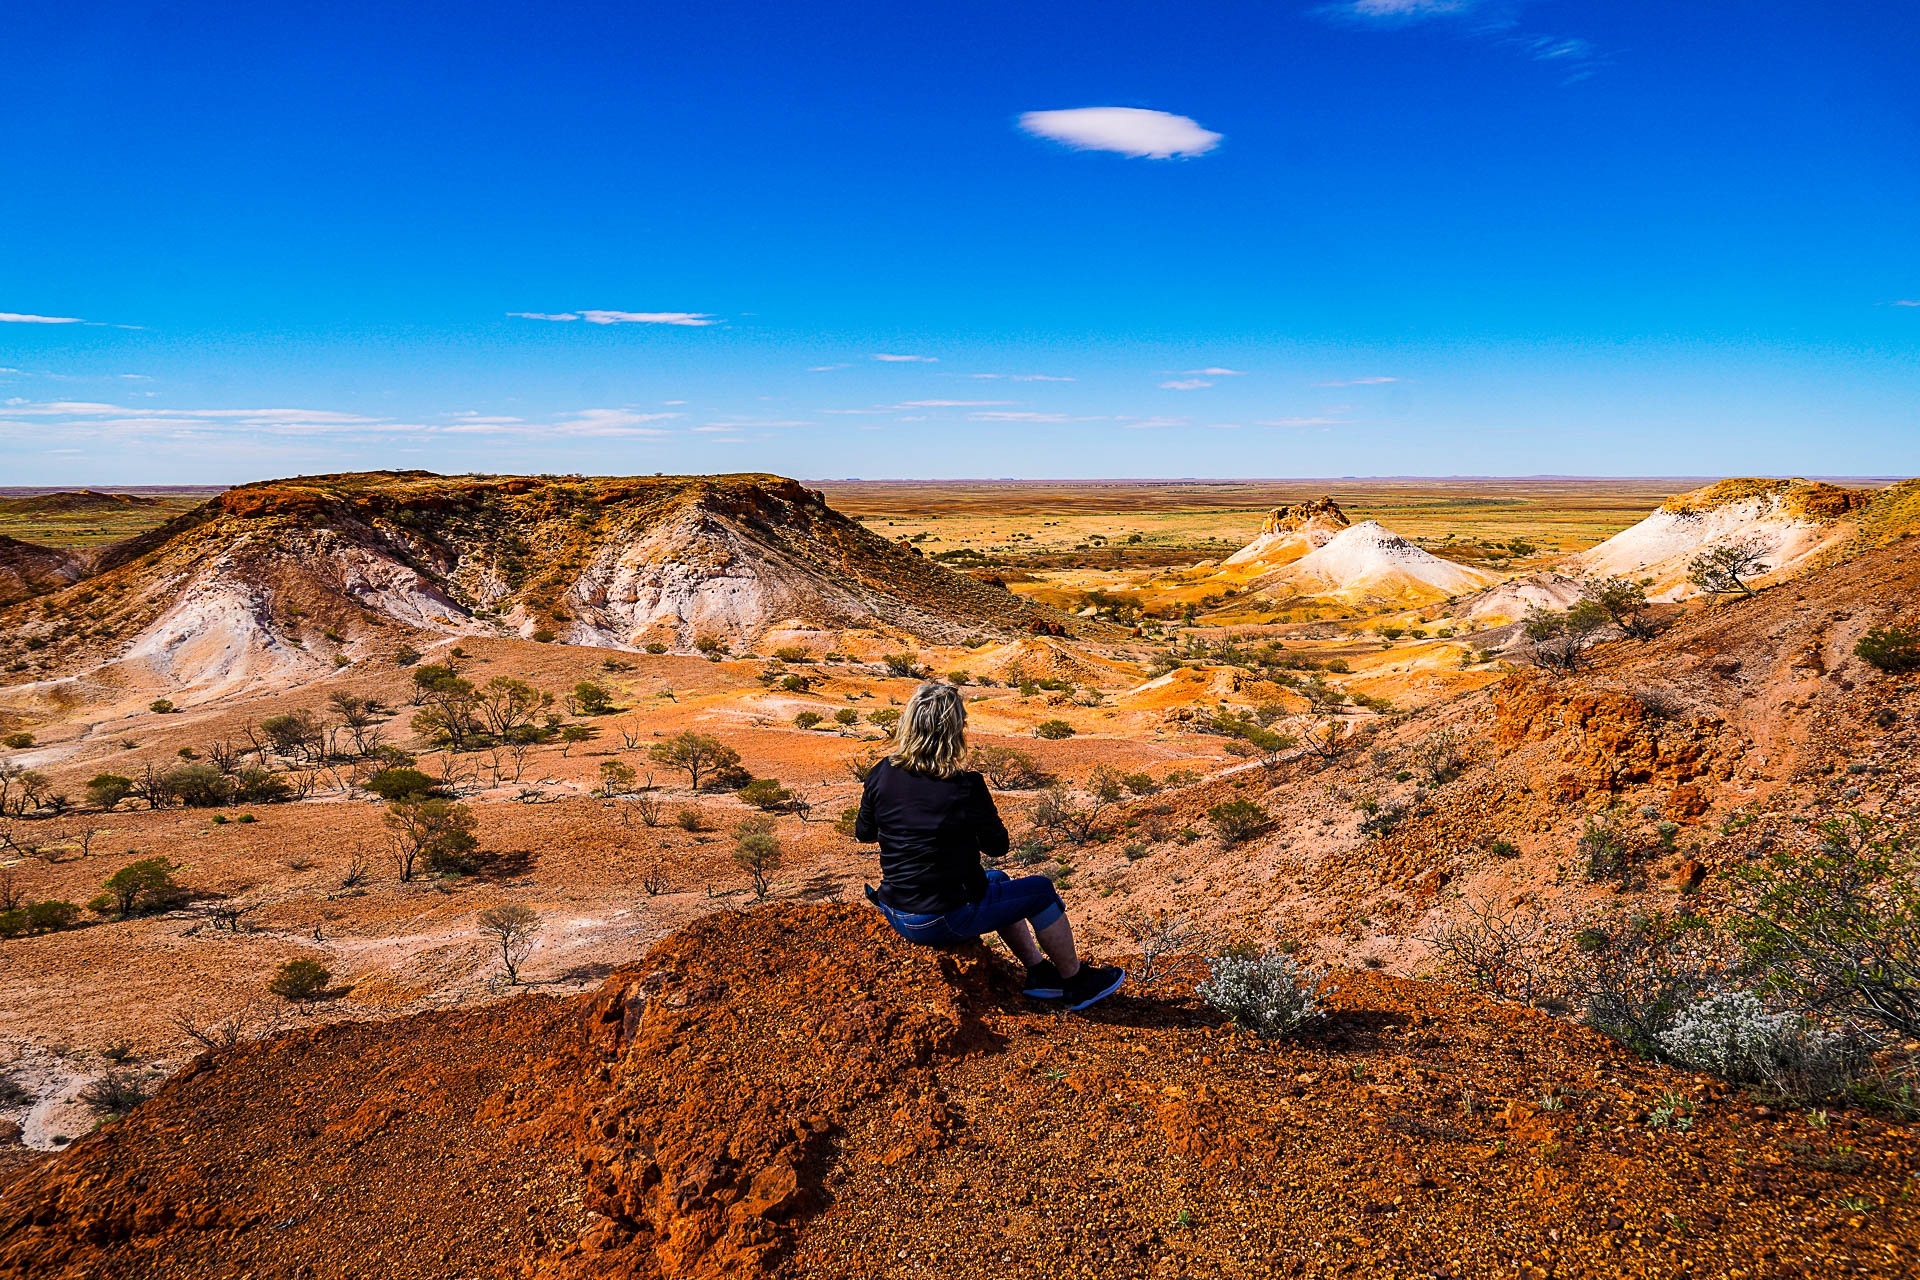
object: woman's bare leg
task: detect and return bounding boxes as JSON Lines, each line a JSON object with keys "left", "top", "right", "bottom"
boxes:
{"left": 1034, "top": 915, "right": 1082, "bottom": 979}
{"left": 997, "top": 920, "right": 1045, "bottom": 968}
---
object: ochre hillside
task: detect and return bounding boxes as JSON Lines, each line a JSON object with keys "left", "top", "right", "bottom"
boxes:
{"left": 2, "top": 905, "right": 1912, "bottom": 1280}
{"left": 0, "top": 472, "right": 1076, "bottom": 694}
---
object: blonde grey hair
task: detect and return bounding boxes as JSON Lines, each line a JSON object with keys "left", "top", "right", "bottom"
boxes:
{"left": 891, "top": 681, "right": 968, "bottom": 778}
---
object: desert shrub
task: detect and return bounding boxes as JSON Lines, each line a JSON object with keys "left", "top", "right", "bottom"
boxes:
{"left": 392, "top": 644, "right": 422, "bottom": 666}
{"left": 835, "top": 805, "right": 859, "bottom": 836}
{"left": 1582, "top": 575, "right": 1660, "bottom": 640}
{"left": 159, "top": 763, "right": 228, "bottom": 808}
{"left": 366, "top": 767, "right": 437, "bottom": 802}
{"left": 733, "top": 817, "right": 783, "bottom": 899}
{"left": 1487, "top": 838, "right": 1520, "bottom": 859}
{"left": 675, "top": 806, "right": 709, "bottom": 832}
{"left": 1198, "top": 952, "right": 1323, "bottom": 1039}
{"left": 79, "top": 1070, "right": 150, "bottom": 1116}
{"left": 1523, "top": 601, "right": 1612, "bottom": 673}
{"left": 1424, "top": 899, "right": 1555, "bottom": 1005}
{"left": 1034, "top": 719, "right": 1075, "bottom": 740}
{"left": 869, "top": 708, "right": 901, "bottom": 732}
{"left": 92, "top": 858, "right": 182, "bottom": 918}
{"left": 1569, "top": 911, "right": 1732, "bottom": 1058}
{"left": 793, "top": 710, "right": 824, "bottom": 730}
{"left": 969, "top": 745, "right": 1054, "bottom": 790}
{"left": 1, "top": 732, "right": 31, "bottom": 750}
{"left": 1208, "top": 799, "right": 1270, "bottom": 845}
{"left": 86, "top": 773, "right": 133, "bottom": 810}
{"left": 1729, "top": 813, "right": 1920, "bottom": 1043}
{"left": 570, "top": 681, "right": 615, "bottom": 715}
{"left": 598, "top": 760, "right": 638, "bottom": 798}
{"left": 947, "top": 670, "right": 971, "bottom": 685}
{"left": 149, "top": 698, "right": 175, "bottom": 714}
{"left": 25, "top": 900, "right": 80, "bottom": 933}
{"left": 772, "top": 646, "right": 812, "bottom": 663}
{"left": 229, "top": 767, "right": 292, "bottom": 805}
{"left": 0, "top": 910, "right": 24, "bottom": 940}
{"left": 740, "top": 779, "right": 794, "bottom": 812}
{"left": 529, "top": 629, "right": 557, "bottom": 644}
{"left": 881, "top": 652, "right": 921, "bottom": 678}
{"left": 269, "top": 958, "right": 332, "bottom": 1005}
{"left": 693, "top": 634, "right": 728, "bottom": 656}
{"left": 833, "top": 707, "right": 859, "bottom": 728}
{"left": 1119, "top": 907, "right": 1205, "bottom": 985}
{"left": 1578, "top": 816, "right": 1635, "bottom": 884}
{"left": 643, "top": 642, "right": 668, "bottom": 654}
{"left": 1855, "top": 625, "right": 1920, "bottom": 674}
{"left": 1655, "top": 991, "right": 1855, "bottom": 1091}
{"left": 383, "top": 797, "right": 479, "bottom": 880}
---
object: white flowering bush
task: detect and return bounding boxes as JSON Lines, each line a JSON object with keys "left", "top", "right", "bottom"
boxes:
{"left": 1198, "top": 952, "right": 1323, "bottom": 1039}
{"left": 1656, "top": 991, "right": 1858, "bottom": 1097}
{"left": 1656, "top": 991, "right": 1798, "bottom": 1079}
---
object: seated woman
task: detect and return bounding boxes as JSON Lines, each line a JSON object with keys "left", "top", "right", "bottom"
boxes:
{"left": 855, "top": 681, "right": 1125, "bottom": 1011}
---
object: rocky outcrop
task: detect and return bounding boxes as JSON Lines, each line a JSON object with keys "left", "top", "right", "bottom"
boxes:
{"left": 1491, "top": 673, "right": 1725, "bottom": 798}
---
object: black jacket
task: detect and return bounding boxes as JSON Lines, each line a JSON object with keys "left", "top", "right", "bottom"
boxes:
{"left": 854, "top": 757, "right": 1009, "bottom": 914}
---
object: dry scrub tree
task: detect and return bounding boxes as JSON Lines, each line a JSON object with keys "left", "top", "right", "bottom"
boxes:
{"left": 167, "top": 1000, "right": 287, "bottom": 1054}
{"left": 1422, "top": 899, "right": 1558, "bottom": 1007}
{"left": 649, "top": 732, "right": 740, "bottom": 791}
{"left": 1687, "top": 534, "right": 1771, "bottom": 598}
{"left": 1118, "top": 907, "right": 1207, "bottom": 986}
{"left": 732, "top": 817, "right": 783, "bottom": 899}
{"left": 384, "top": 797, "right": 478, "bottom": 881}
{"left": 477, "top": 903, "right": 541, "bottom": 984}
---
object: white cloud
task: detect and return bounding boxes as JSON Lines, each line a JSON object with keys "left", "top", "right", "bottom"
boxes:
{"left": 0, "top": 313, "right": 83, "bottom": 324}
{"left": 549, "top": 409, "right": 680, "bottom": 436}
{"left": 1180, "top": 367, "right": 1247, "bottom": 376}
{"left": 1314, "top": 376, "right": 1399, "bottom": 386}
{"left": 509, "top": 311, "right": 717, "bottom": 326}
{"left": 808, "top": 363, "right": 851, "bottom": 371}
{"left": 1891, "top": 300, "right": 1920, "bottom": 307}
{"left": 1257, "top": 417, "right": 1350, "bottom": 427}
{"left": 1160, "top": 379, "right": 1213, "bottom": 391}
{"left": 967, "top": 373, "right": 1076, "bottom": 382}
{"left": 871, "top": 353, "right": 938, "bottom": 363}
{"left": 1117, "top": 416, "right": 1190, "bottom": 430}
{"left": 1340, "top": 0, "right": 1478, "bottom": 18}
{"left": 894, "top": 400, "right": 1016, "bottom": 408}
{"left": 1019, "top": 108, "right": 1221, "bottom": 160}
{"left": 968, "top": 410, "right": 1107, "bottom": 423}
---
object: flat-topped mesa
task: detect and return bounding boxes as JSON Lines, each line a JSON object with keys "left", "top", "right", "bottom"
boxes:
{"left": 1259, "top": 497, "right": 1350, "bottom": 536}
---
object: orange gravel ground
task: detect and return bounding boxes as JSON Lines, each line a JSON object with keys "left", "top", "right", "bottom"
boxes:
{"left": 6, "top": 905, "right": 1914, "bottom": 1279}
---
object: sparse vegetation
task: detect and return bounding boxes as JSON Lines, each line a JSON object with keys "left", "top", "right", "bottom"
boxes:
{"left": 1855, "top": 624, "right": 1920, "bottom": 673}
{"left": 732, "top": 817, "right": 783, "bottom": 899}
{"left": 268, "top": 958, "right": 333, "bottom": 1007}
{"left": 476, "top": 903, "right": 541, "bottom": 983}
{"left": 1198, "top": 952, "right": 1323, "bottom": 1039}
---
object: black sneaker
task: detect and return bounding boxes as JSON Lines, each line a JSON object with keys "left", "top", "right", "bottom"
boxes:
{"left": 1058, "top": 964, "right": 1126, "bottom": 1011}
{"left": 1021, "top": 961, "right": 1065, "bottom": 999}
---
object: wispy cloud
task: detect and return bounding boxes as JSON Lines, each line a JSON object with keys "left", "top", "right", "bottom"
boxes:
{"left": 1257, "top": 416, "right": 1350, "bottom": 427}
{"left": 1319, "top": 0, "right": 1602, "bottom": 80}
{"left": 1890, "top": 300, "right": 1920, "bottom": 307}
{"left": 1019, "top": 108, "right": 1222, "bottom": 160}
{"left": 807, "top": 363, "right": 851, "bottom": 371}
{"left": 1314, "top": 375, "right": 1399, "bottom": 386}
{"left": 871, "top": 353, "right": 939, "bottom": 363}
{"left": 967, "top": 373, "right": 1076, "bottom": 382}
{"left": 893, "top": 399, "right": 1016, "bottom": 408}
{"left": 1160, "top": 379, "right": 1213, "bottom": 391}
{"left": 548, "top": 409, "right": 680, "bottom": 436}
{"left": 0, "top": 313, "right": 83, "bottom": 324}
{"left": 1179, "top": 367, "right": 1247, "bottom": 376}
{"left": 968, "top": 410, "right": 1109, "bottom": 423}
{"left": 509, "top": 311, "right": 718, "bottom": 326}
{"left": 1117, "top": 416, "right": 1191, "bottom": 431}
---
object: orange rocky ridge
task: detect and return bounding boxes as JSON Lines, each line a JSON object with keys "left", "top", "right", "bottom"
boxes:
{"left": 3, "top": 905, "right": 1915, "bottom": 1280}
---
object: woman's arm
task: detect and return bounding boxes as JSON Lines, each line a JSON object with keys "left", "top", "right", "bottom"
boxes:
{"left": 968, "top": 774, "right": 1010, "bottom": 860}
{"left": 853, "top": 769, "right": 879, "bottom": 843}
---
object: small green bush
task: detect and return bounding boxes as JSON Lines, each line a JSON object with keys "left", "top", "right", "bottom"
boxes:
{"left": 1855, "top": 625, "right": 1920, "bottom": 674}
{"left": 367, "top": 767, "right": 437, "bottom": 802}
{"left": 1208, "top": 799, "right": 1270, "bottom": 844}
{"left": 1, "top": 732, "right": 32, "bottom": 750}
{"left": 1034, "top": 720, "right": 1075, "bottom": 740}
{"left": 269, "top": 958, "right": 332, "bottom": 1004}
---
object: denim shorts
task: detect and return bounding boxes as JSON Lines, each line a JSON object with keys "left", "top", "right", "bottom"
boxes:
{"left": 869, "top": 869, "right": 1065, "bottom": 946}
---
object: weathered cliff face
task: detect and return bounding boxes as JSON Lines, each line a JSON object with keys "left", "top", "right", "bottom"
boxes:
{"left": 0, "top": 535, "right": 83, "bottom": 607}
{"left": 1258, "top": 497, "right": 1351, "bottom": 537}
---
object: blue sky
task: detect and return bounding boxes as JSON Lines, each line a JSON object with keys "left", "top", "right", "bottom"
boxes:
{"left": 3, "top": 0, "right": 1915, "bottom": 483}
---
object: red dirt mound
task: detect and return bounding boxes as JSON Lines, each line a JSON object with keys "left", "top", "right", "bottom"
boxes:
{"left": 4, "top": 905, "right": 1916, "bottom": 1279}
